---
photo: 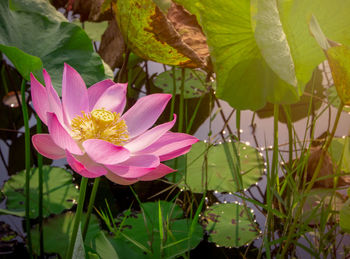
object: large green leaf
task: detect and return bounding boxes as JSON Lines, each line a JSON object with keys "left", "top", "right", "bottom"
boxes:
{"left": 203, "top": 203, "right": 259, "bottom": 247}
{"left": 176, "top": 0, "right": 350, "bottom": 110}
{"left": 279, "top": 0, "right": 350, "bottom": 92}
{"left": 31, "top": 212, "right": 100, "bottom": 258}
{"left": 2, "top": 166, "right": 79, "bottom": 219}
{"left": 116, "top": 201, "right": 203, "bottom": 258}
{"left": 177, "top": 0, "right": 298, "bottom": 110}
{"left": 0, "top": 0, "right": 110, "bottom": 95}
{"left": 177, "top": 142, "right": 264, "bottom": 193}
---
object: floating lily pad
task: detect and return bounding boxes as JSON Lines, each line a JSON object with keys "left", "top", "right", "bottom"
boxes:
{"left": 31, "top": 212, "right": 100, "bottom": 258}
{"left": 177, "top": 141, "right": 264, "bottom": 193}
{"left": 203, "top": 203, "right": 259, "bottom": 247}
{"left": 154, "top": 68, "right": 210, "bottom": 99}
{"left": 116, "top": 201, "right": 203, "bottom": 258}
{"left": 2, "top": 166, "right": 79, "bottom": 218}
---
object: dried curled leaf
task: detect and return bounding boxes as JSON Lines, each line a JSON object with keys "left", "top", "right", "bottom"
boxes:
{"left": 113, "top": 0, "right": 210, "bottom": 71}
{"left": 98, "top": 18, "right": 126, "bottom": 69}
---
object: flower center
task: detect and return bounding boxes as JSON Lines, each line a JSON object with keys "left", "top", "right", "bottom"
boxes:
{"left": 71, "top": 108, "right": 129, "bottom": 146}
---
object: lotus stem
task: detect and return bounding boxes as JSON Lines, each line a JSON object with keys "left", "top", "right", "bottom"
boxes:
{"left": 36, "top": 115, "right": 44, "bottom": 258}
{"left": 66, "top": 177, "right": 88, "bottom": 259}
{"left": 21, "top": 79, "right": 33, "bottom": 258}
{"left": 82, "top": 177, "right": 101, "bottom": 240}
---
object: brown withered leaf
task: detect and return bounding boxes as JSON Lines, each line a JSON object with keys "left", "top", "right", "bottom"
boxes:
{"left": 98, "top": 18, "right": 125, "bottom": 69}
{"left": 167, "top": 3, "right": 211, "bottom": 71}
{"left": 306, "top": 146, "right": 350, "bottom": 188}
{"left": 114, "top": 0, "right": 211, "bottom": 71}
{"left": 72, "top": 0, "right": 112, "bottom": 22}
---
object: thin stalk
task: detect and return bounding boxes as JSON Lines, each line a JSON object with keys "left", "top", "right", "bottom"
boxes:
{"left": 236, "top": 110, "right": 241, "bottom": 140}
{"left": 267, "top": 104, "right": 279, "bottom": 243}
{"left": 178, "top": 68, "right": 185, "bottom": 133}
{"left": 36, "top": 115, "right": 44, "bottom": 258}
{"left": 280, "top": 102, "right": 344, "bottom": 257}
{"left": 21, "top": 79, "right": 33, "bottom": 258}
{"left": 169, "top": 66, "right": 177, "bottom": 121}
{"left": 66, "top": 177, "right": 88, "bottom": 259}
{"left": 82, "top": 177, "right": 101, "bottom": 240}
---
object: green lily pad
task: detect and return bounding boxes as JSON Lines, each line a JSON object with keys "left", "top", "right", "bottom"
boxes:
{"left": 203, "top": 203, "right": 259, "bottom": 247}
{"left": 177, "top": 141, "right": 264, "bottom": 193}
{"left": 116, "top": 201, "right": 203, "bottom": 258}
{"left": 31, "top": 212, "right": 100, "bottom": 258}
{"left": 154, "top": 68, "right": 210, "bottom": 99}
{"left": 0, "top": 0, "right": 110, "bottom": 95}
{"left": 2, "top": 166, "right": 79, "bottom": 219}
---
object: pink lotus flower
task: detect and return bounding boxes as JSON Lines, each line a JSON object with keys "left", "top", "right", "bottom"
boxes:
{"left": 31, "top": 64, "right": 198, "bottom": 185}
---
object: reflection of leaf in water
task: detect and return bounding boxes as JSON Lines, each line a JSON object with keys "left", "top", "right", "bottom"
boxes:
{"left": 3, "top": 166, "right": 79, "bottom": 218}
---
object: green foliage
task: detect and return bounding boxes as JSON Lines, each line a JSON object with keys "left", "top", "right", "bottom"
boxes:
{"left": 2, "top": 166, "right": 79, "bottom": 219}
{"left": 73, "top": 224, "right": 86, "bottom": 259}
{"left": 329, "top": 137, "right": 350, "bottom": 173}
{"left": 91, "top": 232, "right": 120, "bottom": 259}
{"left": 0, "top": 0, "right": 110, "bottom": 95}
{"left": 154, "top": 68, "right": 210, "bottom": 98}
{"left": 327, "top": 86, "right": 350, "bottom": 113}
{"left": 340, "top": 191, "right": 350, "bottom": 233}
{"left": 176, "top": 141, "right": 264, "bottom": 193}
{"left": 31, "top": 212, "right": 100, "bottom": 258}
{"left": 203, "top": 203, "right": 259, "bottom": 247}
{"left": 302, "top": 189, "right": 345, "bottom": 224}
{"left": 113, "top": 201, "right": 203, "bottom": 258}
{"left": 176, "top": 0, "right": 350, "bottom": 110}
{"left": 73, "top": 20, "right": 109, "bottom": 42}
